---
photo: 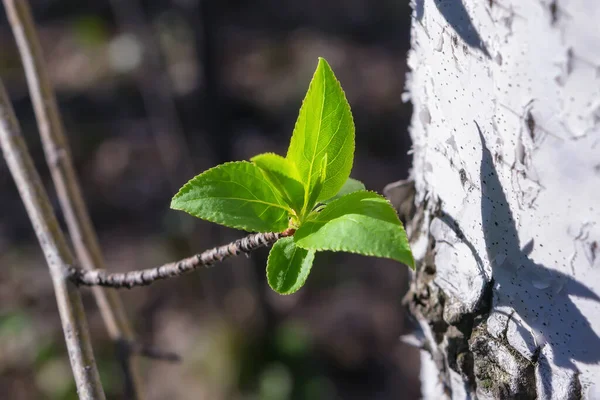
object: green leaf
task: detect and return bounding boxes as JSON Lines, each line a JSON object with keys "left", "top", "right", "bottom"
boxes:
{"left": 303, "top": 153, "right": 327, "bottom": 216}
{"left": 295, "top": 191, "right": 414, "bottom": 268}
{"left": 171, "top": 161, "right": 292, "bottom": 232}
{"left": 323, "top": 177, "right": 365, "bottom": 204}
{"left": 251, "top": 153, "right": 301, "bottom": 180}
{"left": 286, "top": 57, "right": 354, "bottom": 204}
{"left": 251, "top": 153, "right": 305, "bottom": 213}
{"left": 267, "top": 237, "right": 316, "bottom": 294}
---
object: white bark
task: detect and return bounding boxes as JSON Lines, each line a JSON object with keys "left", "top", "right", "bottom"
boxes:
{"left": 403, "top": 0, "right": 600, "bottom": 398}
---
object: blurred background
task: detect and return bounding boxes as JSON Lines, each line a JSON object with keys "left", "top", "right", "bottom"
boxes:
{"left": 0, "top": 0, "right": 418, "bottom": 399}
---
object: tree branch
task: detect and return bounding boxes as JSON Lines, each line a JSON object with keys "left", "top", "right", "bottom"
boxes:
{"left": 0, "top": 79, "right": 105, "bottom": 399}
{"left": 120, "top": 340, "right": 181, "bottom": 363}
{"left": 2, "top": 0, "right": 144, "bottom": 397}
{"left": 69, "top": 230, "right": 293, "bottom": 289}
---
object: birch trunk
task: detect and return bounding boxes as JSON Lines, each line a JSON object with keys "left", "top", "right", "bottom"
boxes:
{"left": 402, "top": 0, "right": 600, "bottom": 398}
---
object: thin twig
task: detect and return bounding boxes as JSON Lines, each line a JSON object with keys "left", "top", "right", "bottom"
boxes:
{"left": 2, "top": 1, "right": 144, "bottom": 397}
{"left": 0, "top": 79, "right": 105, "bottom": 399}
{"left": 126, "top": 341, "right": 182, "bottom": 363}
{"left": 69, "top": 230, "right": 293, "bottom": 289}
{"left": 113, "top": 339, "right": 180, "bottom": 397}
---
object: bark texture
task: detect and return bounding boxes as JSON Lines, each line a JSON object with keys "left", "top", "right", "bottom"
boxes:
{"left": 69, "top": 231, "right": 289, "bottom": 288}
{"left": 0, "top": 79, "right": 105, "bottom": 400}
{"left": 404, "top": 0, "right": 600, "bottom": 398}
{"left": 2, "top": 1, "right": 143, "bottom": 396}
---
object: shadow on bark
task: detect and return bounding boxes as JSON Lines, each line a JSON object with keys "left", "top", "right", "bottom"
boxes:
{"left": 475, "top": 121, "right": 600, "bottom": 397}
{"left": 415, "top": 0, "right": 490, "bottom": 58}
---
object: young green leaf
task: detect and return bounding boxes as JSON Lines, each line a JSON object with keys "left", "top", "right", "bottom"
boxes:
{"left": 302, "top": 153, "right": 327, "bottom": 217}
{"left": 286, "top": 57, "right": 354, "bottom": 204}
{"left": 251, "top": 153, "right": 305, "bottom": 213}
{"left": 251, "top": 153, "right": 301, "bottom": 180}
{"left": 294, "top": 191, "right": 415, "bottom": 268}
{"left": 169, "top": 56, "right": 415, "bottom": 297}
{"left": 267, "top": 237, "right": 316, "bottom": 294}
{"left": 171, "top": 161, "right": 292, "bottom": 232}
{"left": 323, "top": 177, "right": 365, "bottom": 204}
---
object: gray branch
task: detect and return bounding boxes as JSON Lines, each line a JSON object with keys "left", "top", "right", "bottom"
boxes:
{"left": 0, "top": 78, "right": 105, "bottom": 399}
{"left": 2, "top": 0, "right": 144, "bottom": 397}
{"left": 69, "top": 231, "right": 292, "bottom": 289}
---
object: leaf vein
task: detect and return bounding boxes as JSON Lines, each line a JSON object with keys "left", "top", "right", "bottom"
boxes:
{"left": 183, "top": 195, "right": 290, "bottom": 212}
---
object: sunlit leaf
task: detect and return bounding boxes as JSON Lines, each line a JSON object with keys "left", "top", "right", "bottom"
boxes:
{"left": 171, "top": 161, "right": 291, "bottom": 232}
{"left": 286, "top": 58, "right": 354, "bottom": 204}
{"left": 171, "top": 57, "right": 416, "bottom": 296}
{"left": 323, "top": 177, "right": 365, "bottom": 204}
{"left": 295, "top": 191, "right": 414, "bottom": 268}
{"left": 267, "top": 237, "right": 316, "bottom": 294}
{"left": 251, "top": 153, "right": 305, "bottom": 213}
{"left": 303, "top": 154, "right": 327, "bottom": 215}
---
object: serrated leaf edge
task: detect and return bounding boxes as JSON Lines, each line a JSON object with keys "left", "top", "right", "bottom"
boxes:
{"left": 322, "top": 177, "right": 366, "bottom": 204}
{"left": 170, "top": 160, "right": 292, "bottom": 232}
{"left": 295, "top": 234, "right": 414, "bottom": 268}
{"left": 286, "top": 58, "right": 356, "bottom": 201}
{"left": 251, "top": 152, "right": 301, "bottom": 180}
{"left": 295, "top": 190, "right": 415, "bottom": 268}
{"left": 304, "top": 189, "right": 383, "bottom": 221}
{"left": 266, "top": 238, "right": 316, "bottom": 295}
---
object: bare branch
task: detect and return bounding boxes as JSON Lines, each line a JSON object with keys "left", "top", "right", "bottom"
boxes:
{"left": 113, "top": 339, "right": 180, "bottom": 397}
{"left": 2, "top": 1, "right": 144, "bottom": 397}
{"left": 0, "top": 79, "right": 105, "bottom": 399}
{"left": 121, "top": 340, "right": 182, "bottom": 363}
{"left": 69, "top": 230, "right": 293, "bottom": 289}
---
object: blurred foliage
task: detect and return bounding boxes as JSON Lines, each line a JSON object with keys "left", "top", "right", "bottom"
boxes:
{"left": 70, "top": 16, "right": 109, "bottom": 48}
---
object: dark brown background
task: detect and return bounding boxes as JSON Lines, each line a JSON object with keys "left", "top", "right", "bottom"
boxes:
{"left": 0, "top": 0, "right": 418, "bottom": 398}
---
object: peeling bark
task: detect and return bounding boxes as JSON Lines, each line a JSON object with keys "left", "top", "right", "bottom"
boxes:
{"left": 404, "top": 0, "right": 600, "bottom": 398}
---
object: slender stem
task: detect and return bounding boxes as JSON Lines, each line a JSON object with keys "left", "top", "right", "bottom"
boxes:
{"left": 0, "top": 79, "right": 105, "bottom": 400}
{"left": 124, "top": 341, "right": 181, "bottom": 363}
{"left": 70, "top": 230, "right": 293, "bottom": 289}
{"left": 2, "top": 0, "right": 143, "bottom": 397}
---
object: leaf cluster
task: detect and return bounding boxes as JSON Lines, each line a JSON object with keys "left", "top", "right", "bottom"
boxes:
{"left": 172, "top": 58, "right": 414, "bottom": 294}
